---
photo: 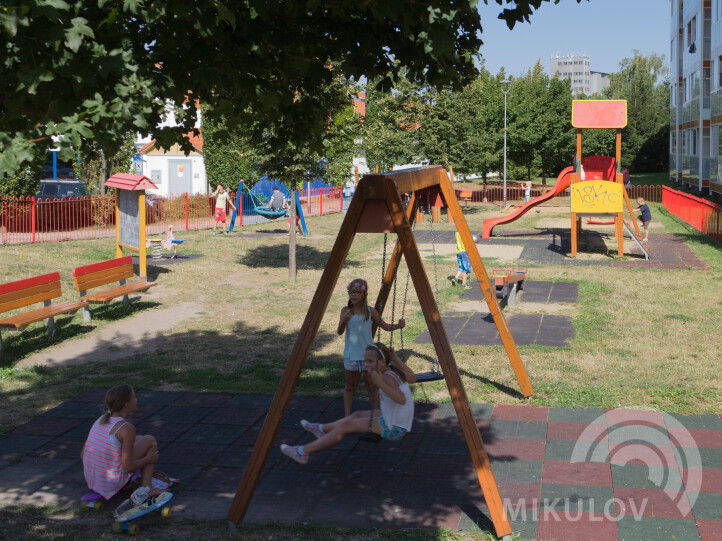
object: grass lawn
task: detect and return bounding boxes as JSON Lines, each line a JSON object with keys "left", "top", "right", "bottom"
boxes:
{"left": 0, "top": 197, "right": 720, "bottom": 540}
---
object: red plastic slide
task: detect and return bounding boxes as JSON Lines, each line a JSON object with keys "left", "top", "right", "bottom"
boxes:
{"left": 481, "top": 166, "right": 574, "bottom": 238}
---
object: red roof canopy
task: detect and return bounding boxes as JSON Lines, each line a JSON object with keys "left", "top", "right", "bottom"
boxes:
{"left": 104, "top": 173, "right": 158, "bottom": 191}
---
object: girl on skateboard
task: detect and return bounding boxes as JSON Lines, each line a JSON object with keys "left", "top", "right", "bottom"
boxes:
{"left": 82, "top": 385, "right": 164, "bottom": 504}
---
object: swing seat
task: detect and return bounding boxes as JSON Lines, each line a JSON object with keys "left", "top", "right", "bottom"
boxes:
{"left": 414, "top": 371, "right": 445, "bottom": 383}
{"left": 254, "top": 208, "right": 288, "bottom": 220}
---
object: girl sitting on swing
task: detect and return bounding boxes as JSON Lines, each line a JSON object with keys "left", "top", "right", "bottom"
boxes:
{"left": 280, "top": 342, "right": 416, "bottom": 464}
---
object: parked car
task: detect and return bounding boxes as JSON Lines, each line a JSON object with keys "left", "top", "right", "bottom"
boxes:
{"left": 34, "top": 180, "right": 91, "bottom": 230}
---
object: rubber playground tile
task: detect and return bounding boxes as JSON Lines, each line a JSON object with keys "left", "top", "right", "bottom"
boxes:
{"left": 538, "top": 314, "right": 575, "bottom": 330}
{"left": 305, "top": 493, "right": 388, "bottom": 529}
{"left": 519, "top": 281, "right": 553, "bottom": 303}
{"left": 221, "top": 393, "right": 274, "bottom": 409}
{"left": 459, "top": 502, "right": 538, "bottom": 540}
{"left": 418, "top": 430, "right": 470, "bottom": 455}
{"left": 688, "top": 492, "right": 722, "bottom": 520}
{"left": 681, "top": 468, "right": 722, "bottom": 494}
{"left": 491, "top": 404, "right": 549, "bottom": 422}
{"left": 548, "top": 407, "right": 607, "bottom": 424}
{"left": 405, "top": 453, "right": 476, "bottom": 479}
{"left": 30, "top": 436, "right": 85, "bottom": 460}
{"left": 540, "top": 483, "right": 615, "bottom": 514}
{"left": 545, "top": 438, "right": 608, "bottom": 462}
{"left": 696, "top": 519, "right": 722, "bottom": 540}
{"left": 668, "top": 428, "right": 722, "bottom": 449}
{"left": 185, "top": 466, "right": 245, "bottom": 493}
{"left": 255, "top": 469, "right": 333, "bottom": 498}
{"left": 484, "top": 437, "right": 546, "bottom": 462}
{"left": 535, "top": 511, "right": 620, "bottom": 541}
{"left": 690, "top": 448, "right": 722, "bottom": 469}
{"left": 288, "top": 394, "right": 335, "bottom": 411}
{"left": 177, "top": 423, "right": 249, "bottom": 446}
{"left": 491, "top": 459, "right": 544, "bottom": 484}
{"left": 39, "top": 400, "right": 102, "bottom": 419}
{"left": 0, "top": 435, "right": 52, "bottom": 458}
{"left": 615, "top": 515, "right": 701, "bottom": 541}
{"left": 157, "top": 441, "right": 228, "bottom": 465}
{"left": 606, "top": 409, "right": 665, "bottom": 426}
{"left": 549, "top": 282, "right": 579, "bottom": 302}
{"left": 133, "top": 389, "right": 184, "bottom": 405}
{"left": 393, "top": 476, "right": 470, "bottom": 505}
{"left": 356, "top": 430, "right": 424, "bottom": 454}
{"left": 543, "top": 460, "right": 612, "bottom": 486}
{"left": 146, "top": 405, "right": 215, "bottom": 424}
{"left": 170, "top": 391, "right": 232, "bottom": 408}
{"left": 487, "top": 419, "right": 547, "bottom": 440}
{"left": 452, "top": 329, "right": 501, "bottom": 346}
{"left": 610, "top": 464, "right": 683, "bottom": 490}
{"left": 607, "top": 423, "right": 670, "bottom": 445}
{"left": 244, "top": 493, "right": 315, "bottom": 525}
{"left": 608, "top": 442, "right": 679, "bottom": 468}
{"left": 0, "top": 456, "right": 76, "bottom": 489}
{"left": 547, "top": 421, "right": 608, "bottom": 442}
{"left": 507, "top": 313, "right": 543, "bottom": 329}
{"left": 275, "top": 448, "right": 352, "bottom": 474}
{"left": 200, "top": 407, "right": 266, "bottom": 426}
{"left": 134, "top": 420, "right": 194, "bottom": 442}
{"left": 467, "top": 479, "right": 542, "bottom": 510}
{"left": 126, "top": 404, "right": 164, "bottom": 423}
{"left": 665, "top": 413, "right": 722, "bottom": 431}
{"left": 12, "top": 416, "right": 85, "bottom": 437}
{"left": 342, "top": 450, "right": 414, "bottom": 476}
{"left": 613, "top": 486, "right": 693, "bottom": 519}
{"left": 233, "top": 426, "right": 305, "bottom": 447}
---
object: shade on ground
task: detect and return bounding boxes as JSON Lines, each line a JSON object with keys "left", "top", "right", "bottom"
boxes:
{"left": 2, "top": 390, "right": 721, "bottom": 540}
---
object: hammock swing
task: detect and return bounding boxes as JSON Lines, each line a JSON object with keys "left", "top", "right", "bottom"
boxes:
{"left": 242, "top": 182, "right": 288, "bottom": 220}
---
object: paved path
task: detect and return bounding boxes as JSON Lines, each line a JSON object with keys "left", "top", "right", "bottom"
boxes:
{"left": 1, "top": 390, "right": 720, "bottom": 540}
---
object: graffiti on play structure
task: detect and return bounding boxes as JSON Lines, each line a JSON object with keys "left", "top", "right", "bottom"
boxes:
{"left": 571, "top": 180, "right": 623, "bottom": 213}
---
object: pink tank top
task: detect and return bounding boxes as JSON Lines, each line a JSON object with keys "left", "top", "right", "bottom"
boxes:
{"left": 82, "top": 415, "right": 131, "bottom": 498}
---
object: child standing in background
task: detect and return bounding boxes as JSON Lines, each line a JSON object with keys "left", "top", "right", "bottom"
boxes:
{"left": 449, "top": 232, "right": 472, "bottom": 289}
{"left": 337, "top": 279, "right": 406, "bottom": 417}
{"left": 633, "top": 197, "right": 652, "bottom": 242}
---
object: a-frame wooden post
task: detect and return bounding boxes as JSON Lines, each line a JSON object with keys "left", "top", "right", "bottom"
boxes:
{"left": 227, "top": 166, "right": 514, "bottom": 540}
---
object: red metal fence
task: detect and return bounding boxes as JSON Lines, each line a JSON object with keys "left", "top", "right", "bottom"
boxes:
{"left": 662, "top": 186, "right": 722, "bottom": 242}
{"left": 0, "top": 186, "right": 345, "bottom": 245}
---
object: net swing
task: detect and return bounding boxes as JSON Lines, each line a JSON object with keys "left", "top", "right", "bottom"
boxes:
{"left": 241, "top": 183, "right": 288, "bottom": 220}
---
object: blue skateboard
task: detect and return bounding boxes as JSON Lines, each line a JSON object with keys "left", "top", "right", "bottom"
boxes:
{"left": 112, "top": 492, "right": 173, "bottom": 535}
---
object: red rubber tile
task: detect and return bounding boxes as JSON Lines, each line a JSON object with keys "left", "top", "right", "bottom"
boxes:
{"left": 542, "top": 460, "right": 612, "bottom": 486}
{"left": 484, "top": 437, "right": 546, "bottom": 461}
{"left": 668, "top": 427, "right": 722, "bottom": 449}
{"left": 697, "top": 519, "right": 722, "bottom": 540}
{"left": 614, "top": 486, "right": 693, "bottom": 519}
{"left": 536, "top": 511, "right": 619, "bottom": 541}
{"left": 606, "top": 409, "right": 665, "bottom": 426}
{"left": 547, "top": 422, "right": 608, "bottom": 442}
{"left": 608, "top": 442, "right": 679, "bottom": 468}
{"left": 681, "top": 468, "right": 722, "bottom": 494}
{"left": 491, "top": 404, "right": 549, "bottom": 422}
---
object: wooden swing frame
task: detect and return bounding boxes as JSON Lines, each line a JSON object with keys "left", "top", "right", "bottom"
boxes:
{"left": 227, "top": 165, "right": 532, "bottom": 540}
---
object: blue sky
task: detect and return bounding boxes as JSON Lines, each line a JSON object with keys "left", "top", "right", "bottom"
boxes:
{"left": 476, "top": 0, "right": 670, "bottom": 77}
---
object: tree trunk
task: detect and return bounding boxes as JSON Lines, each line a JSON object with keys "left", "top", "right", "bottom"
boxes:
{"left": 99, "top": 156, "right": 107, "bottom": 196}
{"left": 288, "top": 172, "right": 297, "bottom": 283}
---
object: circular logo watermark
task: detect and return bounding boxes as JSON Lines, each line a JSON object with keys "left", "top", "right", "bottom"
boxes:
{"left": 570, "top": 409, "right": 703, "bottom": 516}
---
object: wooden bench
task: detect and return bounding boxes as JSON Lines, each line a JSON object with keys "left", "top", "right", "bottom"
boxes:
{"left": 0, "top": 273, "right": 89, "bottom": 353}
{"left": 72, "top": 257, "right": 158, "bottom": 321}
{"left": 458, "top": 189, "right": 473, "bottom": 209}
{"left": 492, "top": 268, "right": 527, "bottom": 307}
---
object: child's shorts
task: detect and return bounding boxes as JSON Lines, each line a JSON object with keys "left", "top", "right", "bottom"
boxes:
{"left": 457, "top": 252, "right": 471, "bottom": 274}
{"left": 641, "top": 220, "right": 650, "bottom": 230}
{"left": 344, "top": 359, "right": 366, "bottom": 371}
{"left": 378, "top": 416, "right": 407, "bottom": 441}
{"left": 214, "top": 208, "right": 226, "bottom": 222}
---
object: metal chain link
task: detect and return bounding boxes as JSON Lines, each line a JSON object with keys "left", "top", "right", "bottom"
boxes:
{"left": 377, "top": 233, "right": 388, "bottom": 343}
{"left": 425, "top": 192, "right": 441, "bottom": 374}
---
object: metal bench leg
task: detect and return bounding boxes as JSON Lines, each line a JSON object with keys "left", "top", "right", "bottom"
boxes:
{"left": 122, "top": 294, "right": 130, "bottom": 307}
{"left": 82, "top": 306, "right": 92, "bottom": 322}
{"left": 508, "top": 283, "right": 517, "bottom": 307}
{"left": 46, "top": 316, "right": 56, "bottom": 338}
{"left": 0, "top": 333, "right": 3, "bottom": 354}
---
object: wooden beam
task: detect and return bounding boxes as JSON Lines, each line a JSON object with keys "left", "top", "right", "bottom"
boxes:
{"left": 362, "top": 166, "right": 445, "bottom": 199}
{"left": 384, "top": 179, "right": 512, "bottom": 539}
{"left": 226, "top": 192, "right": 366, "bottom": 525}
{"left": 438, "top": 169, "right": 533, "bottom": 398}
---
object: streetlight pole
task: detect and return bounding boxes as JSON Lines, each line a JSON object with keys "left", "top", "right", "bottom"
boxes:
{"left": 500, "top": 79, "right": 511, "bottom": 208}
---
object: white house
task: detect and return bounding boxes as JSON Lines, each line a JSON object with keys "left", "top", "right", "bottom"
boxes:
{"left": 137, "top": 131, "right": 208, "bottom": 196}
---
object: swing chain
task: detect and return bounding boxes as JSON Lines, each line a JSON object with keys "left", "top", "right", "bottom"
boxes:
{"left": 377, "top": 233, "right": 388, "bottom": 343}
{"left": 425, "top": 192, "right": 442, "bottom": 375}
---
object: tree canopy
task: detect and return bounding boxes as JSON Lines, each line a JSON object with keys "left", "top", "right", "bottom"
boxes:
{"left": 0, "top": 0, "right": 587, "bottom": 175}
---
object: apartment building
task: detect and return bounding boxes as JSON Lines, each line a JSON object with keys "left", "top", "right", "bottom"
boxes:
{"left": 670, "top": 0, "right": 722, "bottom": 196}
{"left": 550, "top": 53, "right": 609, "bottom": 96}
